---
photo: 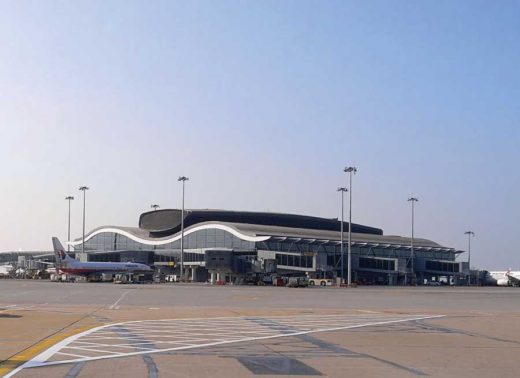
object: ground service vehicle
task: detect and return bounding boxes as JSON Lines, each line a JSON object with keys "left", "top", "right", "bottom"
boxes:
{"left": 287, "top": 277, "right": 309, "bottom": 288}
{"left": 308, "top": 278, "right": 333, "bottom": 286}
{"left": 114, "top": 272, "right": 153, "bottom": 284}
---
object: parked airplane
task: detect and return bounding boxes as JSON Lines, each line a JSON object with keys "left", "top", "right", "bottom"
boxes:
{"left": 52, "top": 237, "right": 151, "bottom": 277}
{"left": 488, "top": 270, "right": 520, "bottom": 286}
{"left": 0, "top": 264, "right": 13, "bottom": 276}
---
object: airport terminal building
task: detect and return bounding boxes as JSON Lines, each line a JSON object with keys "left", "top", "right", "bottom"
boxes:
{"left": 70, "top": 209, "right": 468, "bottom": 285}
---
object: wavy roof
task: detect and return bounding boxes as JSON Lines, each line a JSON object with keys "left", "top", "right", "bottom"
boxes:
{"left": 71, "top": 220, "right": 459, "bottom": 252}
{"left": 138, "top": 209, "right": 383, "bottom": 237}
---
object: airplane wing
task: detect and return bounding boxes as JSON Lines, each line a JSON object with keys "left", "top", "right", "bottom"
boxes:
{"left": 506, "top": 272, "right": 520, "bottom": 285}
{"left": 36, "top": 261, "right": 55, "bottom": 265}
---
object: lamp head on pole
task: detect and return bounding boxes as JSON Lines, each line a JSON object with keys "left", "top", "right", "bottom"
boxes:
{"left": 337, "top": 187, "right": 348, "bottom": 192}
{"left": 407, "top": 197, "right": 418, "bottom": 202}
{"left": 464, "top": 231, "right": 475, "bottom": 237}
{"left": 65, "top": 196, "right": 74, "bottom": 201}
{"left": 177, "top": 176, "right": 189, "bottom": 182}
{"left": 79, "top": 186, "right": 89, "bottom": 191}
{"left": 151, "top": 204, "right": 160, "bottom": 211}
{"left": 344, "top": 166, "right": 357, "bottom": 174}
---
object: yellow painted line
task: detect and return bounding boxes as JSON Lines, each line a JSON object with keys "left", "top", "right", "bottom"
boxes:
{"left": 0, "top": 325, "right": 92, "bottom": 377}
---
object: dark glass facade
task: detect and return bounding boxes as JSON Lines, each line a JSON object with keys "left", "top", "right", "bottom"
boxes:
{"left": 359, "top": 257, "right": 396, "bottom": 271}
{"left": 275, "top": 253, "right": 314, "bottom": 269}
{"left": 425, "top": 260, "right": 460, "bottom": 273}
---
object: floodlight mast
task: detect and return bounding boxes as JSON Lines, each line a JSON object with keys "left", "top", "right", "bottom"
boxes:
{"left": 337, "top": 187, "right": 348, "bottom": 284}
{"left": 343, "top": 166, "right": 357, "bottom": 286}
{"left": 464, "top": 231, "right": 475, "bottom": 285}
{"left": 79, "top": 186, "right": 89, "bottom": 254}
{"left": 178, "top": 176, "right": 189, "bottom": 281}
{"left": 151, "top": 204, "right": 160, "bottom": 211}
{"left": 65, "top": 196, "right": 74, "bottom": 252}
{"left": 407, "top": 197, "right": 419, "bottom": 285}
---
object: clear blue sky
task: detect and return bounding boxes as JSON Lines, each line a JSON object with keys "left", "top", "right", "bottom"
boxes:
{"left": 0, "top": 1, "right": 518, "bottom": 269}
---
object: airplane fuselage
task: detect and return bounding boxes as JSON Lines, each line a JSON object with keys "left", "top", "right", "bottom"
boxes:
{"left": 52, "top": 237, "right": 152, "bottom": 278}
{"left": 488, "top": 271, "right": 520, "bottom": 286}
{"left": 58, "top": 261, "right": 151, "bottom": 276}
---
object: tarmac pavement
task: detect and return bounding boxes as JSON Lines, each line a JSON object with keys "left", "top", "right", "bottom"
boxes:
{"left": 1, "top": 280, "right": 519, "bottom": 377}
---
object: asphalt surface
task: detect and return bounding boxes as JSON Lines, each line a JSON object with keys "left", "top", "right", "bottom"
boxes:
{"left": 1, "top": 280, "right": 520, "bottom": 377}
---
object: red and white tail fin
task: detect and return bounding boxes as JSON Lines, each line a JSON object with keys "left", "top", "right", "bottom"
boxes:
{"left": 52, "top": 237, "right": 75, "bottom": 264}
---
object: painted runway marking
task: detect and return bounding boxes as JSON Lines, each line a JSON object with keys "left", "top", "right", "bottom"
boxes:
{"left": 108, "top": 291, "right": 131, "bottom": 310}
{"left": 356, "top": 309, "right": 381, "bottom": 314}
{"left": 0, "top": 302, "right": 49, "bottom": 314}
{"left": 6, "top": 313, "right": 444, "bottom": 377}
{"left": 55, "top": 352, "right": 89, "bottom": 359}
{"left": 0, "top": 305, "right": 37, "bottom": 313}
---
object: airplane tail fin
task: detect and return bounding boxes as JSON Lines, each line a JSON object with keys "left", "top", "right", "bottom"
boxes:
{"left": 52, "top": 237, "right": 74, "bottom": 264}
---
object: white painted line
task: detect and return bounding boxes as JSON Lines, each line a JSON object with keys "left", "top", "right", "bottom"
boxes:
{"left": 148, "top": 340, "right": 215, "bottom": 345}
{"left": 108, "top": 291, "right": 131, "bottom": 310}
{"left": 70, "top": 341, "right": 156, "bottom": 350}
{"left": 278, "top": 317, "right": 395, "bottom": 324}
{"left": 91, "top": 334, "right": 217, "bottom": 342}
{"left": 114, "top": 328, "right": 267, "bottom": 335}
{"left": 80, "top": 336, "right": 161, "bottom": 342}
{"left": 64, "top": 346, "right": 125, "bottom": 355}
{"left": 122, "top": 322, "right": 264, "bottom": 328}
{"left": 54, "top": 352, "right": 89, "bottom": 359}
{"left": 0, "top": 305, "right": 36, "bottom": 313}
{"left": 175, "top": 330, "right": 280, "bottom": 336}
{"left": 10, "top": 314, "right": 444, "bottom": 373}
{"left": 77, "top": 341, "right": 157, "bottom": 348}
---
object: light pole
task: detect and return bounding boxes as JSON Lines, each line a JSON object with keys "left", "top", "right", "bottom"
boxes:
{"left": 407, "top": 197, "right": 418, "bottom": 285}
{"left": 464, "top": 231, "right": 475, "bottom": 285}
{"left": 65, "top": 196, "right": 74, "bottom": 252}
{"left": 344, "top": 166, "right": 357, "bottom": 286}
{"left": 151, "top": 204, "right": 160, "bottom": 211}
{"left": 79, "top": 186, "right": 89, "bottom": 254}
{"left": 178, "top": 176, "right": 189, "bottom": 281}
{"left": 338, "top": 187, "right": 348, "bottom": 284}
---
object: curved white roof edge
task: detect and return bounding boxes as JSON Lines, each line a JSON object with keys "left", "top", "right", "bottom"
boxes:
{"left": 69, "top": 223, "right": 271, "bottom": 247}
